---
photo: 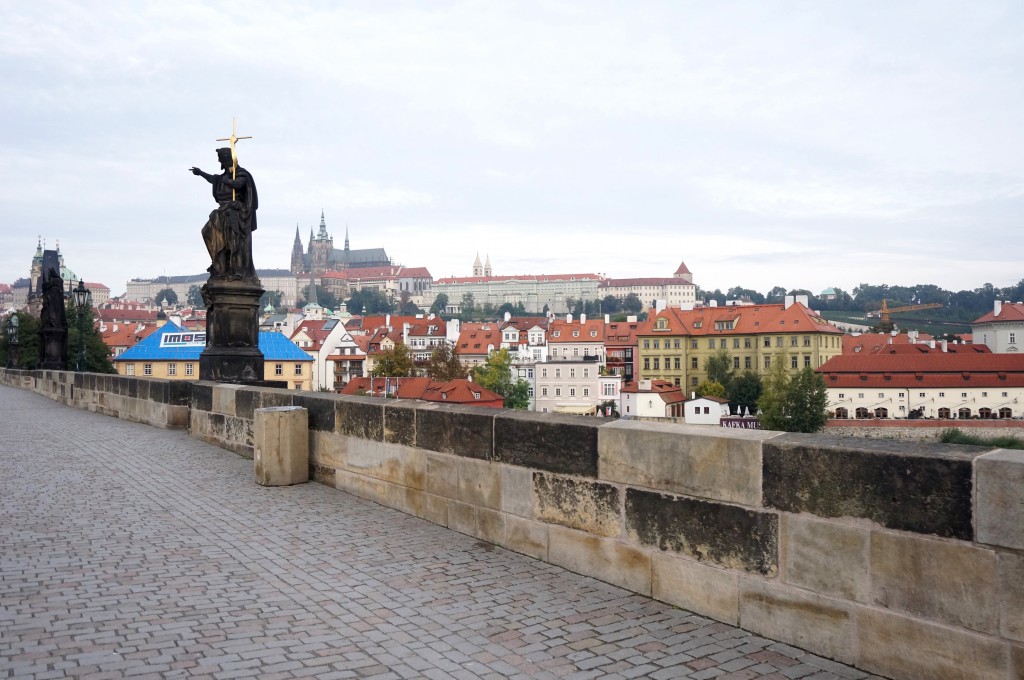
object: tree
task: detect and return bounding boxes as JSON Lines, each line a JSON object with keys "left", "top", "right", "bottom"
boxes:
{"left": 728, "top": 371, "right": 762, "bottom": 416}
{"left": 186, "top": 285, "right": 206, "bottom": 310}
{"left": 370, "top": 343, "right": 415, "bottom": 377}
{"left": 757, "top": 359, "right": 828, "bottom": 433}
{"left": 259, "top": 289, "right": 283, "bottom": 311}
{"left": 155, "top": 288, "right": 178, "bottom": 307}
{"left": 766, "top": 286, "right": 787, "bottom": 303}
{"left": 622, "top": 293, "right": 643, "bottom": 314}
{"left": 496, "top": 302, "right": 517, "bottom": 318}
{"left": 0, "top": 311, "right": 41, "bottom": 369}
{"left": 601, "top": 295, "right": 621, "bottom": 314}
{"left": 705, "top": 348, "right": 733, "bottom": 388}
{"left": 727, "top": 287, "right": 765, "bottom": 304}
{"left": 695, "top": 380, "right": 727, "bottom": 399}
{"left": 430, "top": 292, "right": 449, "bottom": 316}
{"left": 460, "top": 293, "right": 475, "bottom": 321}
{"left": 398, "top": 290, "right": 419, "bottom": 316}
{"left": 65, "top": 300, "right": 116, "bottom": 373}
{"left": 302, "top": 284, "right": 341, "bottom": 311}
{"left": 426, "top": 343, "right": 467, "bottom": 381}
{"left": 481, "top": 302, "right": 496, "bottom": 319}
{"left": 471, "top": 348, "right": 530, "bottom": 409}
{"left": 346, "top": 287, "right": 391, "bottom": 315}
{"left": 785, "top": 367, "right": 829, "bottom": 433}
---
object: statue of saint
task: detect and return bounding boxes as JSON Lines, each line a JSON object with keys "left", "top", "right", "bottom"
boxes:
{"left": 190, "top": 147, "right": 258, "bottom": 280}
{"left": 41, "top": 267, "right": 67, "bottom": 331}
{"left": 6, "top": 314, "right": 19, "bottom": 345}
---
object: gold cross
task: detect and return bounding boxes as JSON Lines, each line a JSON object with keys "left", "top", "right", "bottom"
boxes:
{"left": 216, "top": 117, "right": 253, "bottom": 199}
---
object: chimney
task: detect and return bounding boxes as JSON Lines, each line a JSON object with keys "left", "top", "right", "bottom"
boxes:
{"left": 709, "top": 300, "right": 718, "bottom": 308}
{"left": 604, "top": 314, "right": 610, "bottom": 324}
{"left": 796, "top": 294, "right": 809, "bottom": 308}
{"left": 784, "top": 295, "right": 795, "bottom": 309}
{"left": 385, "top": 313, "right": 391, "bottom": 327}
{"left": 580, "top": 313, "right": 586, "bottom": 324}
{"left": 888, "top": 337, "right": 893, "bottom": 344}
{"left": 691, "top": 391, "right": 697, "bottom": 400}
{"left": 994, "top": 300, "right": 1003, "bottom": 317}
{"left": 403, "top": 322, "right": 411, "bottom": 345}
{"left": 627, "top": 315, "right": 638, "bottom": 322}
{"left": 566, "top": 313, "right": 572, "bottom": 323}
{"left": 929, "top": 340, "right": 936, "bottom": 349}
{"left": 941, "top": 340, "right": 948, "bottom": 353}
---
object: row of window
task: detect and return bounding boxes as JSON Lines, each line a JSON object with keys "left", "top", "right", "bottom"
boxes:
{"left": 539, "top": 366, "right": 594, "bottom": 378}
{"left": 641, "top": 355, "right": 815, "bottom": 371}
{"left": 539, "top": 387, "right": 591, "bottom": 398}
{"left": 836, "top": 406, "right": 1014, "bottom": 419}
{"left": 125, "top": 363, "right": 303, "bottom": 376}
{"left": 641, "top": 335, "right": 830, "bottom": 350}
{"left": 837, "top": 391, "right": 1010, "bottom": 399}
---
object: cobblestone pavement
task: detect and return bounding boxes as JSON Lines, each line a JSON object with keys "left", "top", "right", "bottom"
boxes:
{"left": 0, "top": 386, "right": 885, "bottom": 680}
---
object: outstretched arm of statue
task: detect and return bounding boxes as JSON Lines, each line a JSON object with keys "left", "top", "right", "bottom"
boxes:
{"left": 221, "top": 175, "right": 248, "bottom": 189}
{"left": 190, "top": 167, "right": 213, "bottom": 182}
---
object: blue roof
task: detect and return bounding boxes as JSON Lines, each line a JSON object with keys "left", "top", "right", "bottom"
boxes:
{"left": 116, "top": 323, "right": 311, "bottom": 362}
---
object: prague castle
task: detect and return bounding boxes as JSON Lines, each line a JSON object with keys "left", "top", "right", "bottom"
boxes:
{"left": 291, "top": 211, "right": 391, "bottom": 276}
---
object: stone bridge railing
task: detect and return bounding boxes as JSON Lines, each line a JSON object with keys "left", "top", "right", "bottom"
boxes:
{"left": 3, "top": 368, "right": 1021, "bottom": 680}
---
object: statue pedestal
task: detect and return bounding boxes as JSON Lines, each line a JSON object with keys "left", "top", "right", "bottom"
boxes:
{"left": 200, "top": 278, "right": 265, "bottom": 383}
{"left": 40, "top": 328, "right": 68, "bottom": 371}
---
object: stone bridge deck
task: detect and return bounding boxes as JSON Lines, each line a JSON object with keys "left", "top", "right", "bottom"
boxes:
{"left": 0, "top": 386, "right": 881, "bottom": 680}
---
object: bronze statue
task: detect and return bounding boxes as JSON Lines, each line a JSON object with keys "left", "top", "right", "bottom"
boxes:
{"left": 190, "top": 145, "right": 258, "bottom": 281}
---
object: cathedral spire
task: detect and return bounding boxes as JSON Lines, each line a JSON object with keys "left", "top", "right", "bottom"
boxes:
{"left": 318, "top": 210, "right": 329, "bottom": 239}
{"left": 345, "top": 224, "right": 350, "bottom": 251}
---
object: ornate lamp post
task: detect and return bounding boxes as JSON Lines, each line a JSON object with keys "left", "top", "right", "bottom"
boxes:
{"left": 5, "top": 315, "right": 19, "bottom": 369}
{"left": 72, "top": 280, "right": 93, "bottom": 371}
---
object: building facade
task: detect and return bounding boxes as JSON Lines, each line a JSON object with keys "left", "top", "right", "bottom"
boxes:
{"left": 599, "top": 261, "right": 697, "bottom": 309}
{"left": 637, "top": 300, "right": 844, "bottom": 390}
{"left": 973, "top": 301, "right": 1024, "bottom": 354}
{"left": 290, "top": 212, "right": 391, "bottom": 276}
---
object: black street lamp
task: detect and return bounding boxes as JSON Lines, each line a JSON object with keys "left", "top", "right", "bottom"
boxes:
{"left": 72, "top": 280, "right": 93, "bottom": 371}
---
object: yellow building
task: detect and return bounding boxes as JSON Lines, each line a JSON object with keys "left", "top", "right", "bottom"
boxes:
{"left": 636, "top": 302, "right": 844, "bottom": 390}
{"left": 115, "top": 324, "right": 313, "bottom": 390}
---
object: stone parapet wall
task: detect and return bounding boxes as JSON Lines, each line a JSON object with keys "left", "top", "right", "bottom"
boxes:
{"left": 2, "top": 367, "right": 1022, "bottom": 680}
{"left": 826, "top": 419, "right": 1024, "bottom": 441}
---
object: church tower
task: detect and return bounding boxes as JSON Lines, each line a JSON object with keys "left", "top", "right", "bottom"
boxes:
{"left": 473, "top": 252, "right": 483, "bottom": 277}
{"left": 290, "top": 224, "right": 305, "bottom": 274}
{"left": 484, "top": 254, "right": 492, "bottom": 277}
{"left": 311, "top": 210, "right": 334, "bottom": 274}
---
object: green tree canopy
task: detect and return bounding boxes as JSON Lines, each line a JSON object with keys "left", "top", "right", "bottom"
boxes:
{"left": 429, "top": 292, "right": 449, "bottom": 315}
{"left": 345, "top": 287, "right": 392, "bottom": 315}
{"left": 369, "top": 343, "right": 415, "bottom": 377}
{"left": 695, "top": 380, "right": 727, "bottom": 399}
{"left": 705, "top": 348, "right": 733, "bottom": 388}
{"left": 66, "top": 300, "right": 116, "bottom": 373}
{"left": 186, "top": 285, "right": 206, "bottom": 310}
{"left": 728, "top": 371, "right": 762, "bottom": 416}
{"left": 757, "top": 360, "right": 828, "bottom": 433}
{"left": 470, "top": 348, "right": 530, "bottom": 409}
{"left": 302, "top": 284, "right": 341, "bottom": 311}
{"left": 155, "top": 288, "right": 178, "bottom": 307}
{"left": 426, "top": 343, "right": 468, "bottom": 381}
{"left": 0, "top": 312, "right": 41, "bottom": 369}
{"left": 622, "top": 293, "right": 643, "bottom": 314}
{"left": 259, "top": 289, "right": 283, "bottom": 311}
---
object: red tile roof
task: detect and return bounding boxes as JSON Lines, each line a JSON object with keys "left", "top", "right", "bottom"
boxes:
{"left": 601, "top": 277, "right": 693, "bottom": 287}
{"left": 973, "top": 302, "right": 1024, "bottom": 324}
{"left": 341, "top": 377, "right": 503, "bottom": 407}
{"left": 674, "top": 261, "right": 692, "bottom": 276}
{"left": 817, "top": 353, "right": 1024, "bottom": 388}
{"left": 548, "top": 318, "right": 605, "bottom": 341}
{"left": 457, "top": 327, "right": 502, "bottom": 355}
{"left": 646, "top": 302, "right": 842, "bottom": 337}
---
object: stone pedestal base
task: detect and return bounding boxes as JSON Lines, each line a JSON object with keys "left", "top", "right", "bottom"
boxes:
{"left": 254, "top": 406, "right": 309, "bottom": 486}
{"left": 200, "top": 278, "right": 264, "bottom": 383}
{"left": 40, "top": 327, "right": 68, "bottom": 370}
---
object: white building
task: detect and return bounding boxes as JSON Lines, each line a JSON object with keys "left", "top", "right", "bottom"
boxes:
{"left": 818, "top": 353, "right": 1024, "bottom": 419}
{"left": 619, "top": 379, "right": 686, "bottom": 419}
{"left": 684, "top": 396, "right": 731, "bottom": 425}
{"left": 533, "top": 360, "right": 620, "bottom": 415}
{"left": 973, "top": 301, "right": 1024, "bottom": 354}
{"left": 599, "top": 261, "right": 697, "bottom": 309}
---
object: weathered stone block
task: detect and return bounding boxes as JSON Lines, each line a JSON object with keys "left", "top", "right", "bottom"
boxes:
{"left": 383, "top": 401, "right": 416, "bottom": 446}
{"left": 448, "top": 500, "right": 477, "bottom": 536}
{"left": 494, "top": 411, "right": 600, "bottom": 477}
{"left": 259, "top": 389, "right": 293, "bottom": 410}
{"left": 190, "top": 382, "right": 213, "bottom": 412}
{"left": 425, "top": 452, "right": 458, "bottom": 498}
{"left": 740, "top": 580, "right": 854, "bottom": 664}
{"left": 311, "top": 464, "right": 336, "bottom": 486}
{"left": 500, "top": 465, "right": 533, "bottom": 518}
{"left": 457, "top": 457, "right": 501, "bottom": 509}
{"left": 416, "top": 404, "right": 493, "bottom": 460}
{"left": 856, "top": 607, "right": 1008, "bottom": 680}
{"left": 254, "top": 406, "right": 309, "bottom": 486}
{"left": 335, "top": 469, "right": 389, "bottom": 506}
{"left": 784, "top": 515, "right": 868, "bottom": 602}
{"left": 309, "top": 431, "right": 347, "bottom": 470}
{"left": 599, "top": 420, "right": 768, "bottom": 506}
{"left": 422, "top": 493, "right": 449, "bottom": 526}
{"left": 549, "top": 526, "right": 651, "bottom": 596}
{"left": 293, "top": 393, "right": 336, "bottom": 432}
{"left": 478, "top": 507, "right": 506, "bottom": 545}
{"left": 764, "top": 434, "right": 981, "bottom": 540}
{"left": 976, "top": 449, "right": 1024, "bottom": 551}
{"left": 626, "top": 488, "right": 778, "bottom": 576}
{"left": 652, "top": 554, "right": 738, "bottom": 625}
{"left": 346, "top": 438, "right": 425, "bottom": 490}
{"left": 534, "top": 473, "right": 620, "bottom": 537}
{"left": 999, "top": 552, "right": 1024, "bottom": 642}
{"left": 870, "top": 531, "right": 997, "bottom": 634}
{"left": 336, "top": 398, "right": 384, "bottom": 441}
{"left": 234, "top": 387, "right": 260, "bottom": 419}
{"left": 167, "top": 380, "right": 191, "bottom": 406}
{"left": 1013, "top": 644, "right": 1024, "bottom": 680}
{"left": 211, "top": 384, "right": 240, "bottom": 416}
{"left": 505, "top": 516, "right": 548, "bottom": 560}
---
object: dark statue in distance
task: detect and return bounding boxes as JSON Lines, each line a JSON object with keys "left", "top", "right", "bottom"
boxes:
{"left": 190, "top": 119, "right": 265, "bottom": 383}
{"left": 38, "top": 250, "right": 68, "bottom": 370}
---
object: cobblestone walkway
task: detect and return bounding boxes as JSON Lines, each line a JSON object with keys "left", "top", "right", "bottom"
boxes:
{"left": 0, "top": 386, "right": 884, "bottom": 679}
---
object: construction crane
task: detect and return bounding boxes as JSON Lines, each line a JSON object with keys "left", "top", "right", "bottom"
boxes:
{"left": 867, "top": 299, "right": 943, "bottom": 323}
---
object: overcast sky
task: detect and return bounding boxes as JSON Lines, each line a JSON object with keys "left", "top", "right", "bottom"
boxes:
{"left": 1, "top": 1, "right": 1021, "bottom": 298}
